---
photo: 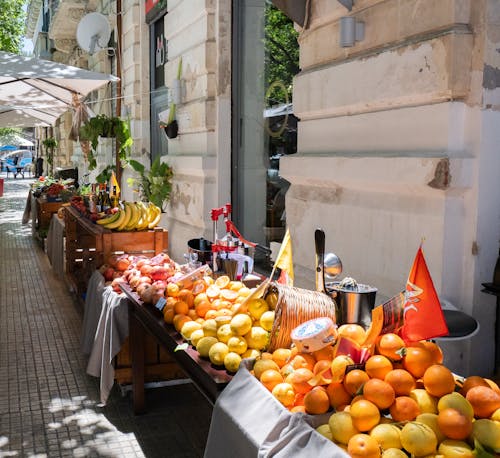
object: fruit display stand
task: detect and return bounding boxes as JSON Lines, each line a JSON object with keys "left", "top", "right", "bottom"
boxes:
{"left": 121, "top": 284, "right": 232, "bottom": 413}
{"left": 31, "top": 195, "right": 65, "bottom": 246}
{"left": 64, "top": 205, "right": 168, "bottom": 298}
{"left": 84, "top": 271, "right": 186, "bottom": 402}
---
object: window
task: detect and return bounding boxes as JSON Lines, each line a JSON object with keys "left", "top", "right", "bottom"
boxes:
{"left": 232, "top": 1, "right": 299, "bottom": 272}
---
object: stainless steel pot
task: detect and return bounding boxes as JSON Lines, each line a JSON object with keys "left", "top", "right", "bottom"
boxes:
{"left": 187, "top": 238, "right": 213, "bottom": 265}
{"left": 327, "top": 282, "right": 377, "bottom": 328}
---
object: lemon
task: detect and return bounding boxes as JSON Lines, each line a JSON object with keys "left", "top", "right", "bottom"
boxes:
{"left": 193, "top": 292, "right": 208, "bottom": 307}
{"left": 247, "top": 298, "right": 269, "bottom": 320}
{"left": 244, "top": 326, "right": 269, "bottom": 350}
{"left": 259, "top": 311, "right": 275, "bottom": 331}
{"left": 330, "top": 355, "right": 355, "bottom": 382}
{"left": 253, "top": 358, "right": 280, "bottom": 379}
{"left": 400, "top": 422, "right": 437, "bottom": 457}
{"left": 438, "top": 439, "right": 473, "bottom": 458}
{"left": 229, "top": 281, "right": 244, "bottom": 291}
{"left": 196, "top": 336, "right": 219, "bottom": 358}
{"left": 224, "top": 352, "right": 242, "bottom": 373}
{"left": 237, "top": 287, "right": 251, "bottom": 297}
{"left": 316, "top": 424, "right": 332, "bottom": 441}
{"left": 181, "top": 321, "right": 202, "bottom": 340}
{"left": 242, "top": 348, "right": 261, "bottom": 359}
{"left": 208, "top": 342, "right": 229, "bottom": 366}
{"left": 227, "top": 336, "right": 248, "bottom": 355}
{"left": 215, "top": 315, "right": 232, "bottom": 328}
{"left": 265, "top": 291, "right": 278, "bottom": 310}
{"left": 215, "top": 275, "right": 230, "bottom": 289}
{"left": 230, "top": 313, "right": 253, "bottom": 336}
{"left": 271, "top": 382, "right": 295, "bottom": 407}
{"left": 217, "top": 323, "right": 235, "bottom": 343}
{"left": 202, "top": 319, "right": 218, "bottom": 337}
{"left": 328, "top": 411, "right": 359, "bottom": 445}
{"left": 369, "top": 423, "right": 402, "bottom": 450}
{"left": 190, "top": 328, "right": 205, "bottom": 347}
{"left": 382, "top": 449, "right": 408, "bottom": 458}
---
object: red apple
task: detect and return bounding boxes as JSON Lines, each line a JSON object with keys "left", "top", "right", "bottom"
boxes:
{"left": 103, "top": 267, "right": 115, "bottom": 282}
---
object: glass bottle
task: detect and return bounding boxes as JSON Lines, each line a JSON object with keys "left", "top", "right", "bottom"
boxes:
{"left": 101, "top": 185, "right": 112, "bottom": 212}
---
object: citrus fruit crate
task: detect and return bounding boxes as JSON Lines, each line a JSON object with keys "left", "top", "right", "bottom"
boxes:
{"left": 63, "top": 206, "right": 168, "bottom": 297}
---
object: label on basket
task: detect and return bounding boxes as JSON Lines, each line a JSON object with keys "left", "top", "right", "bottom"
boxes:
{"left": 155, "top": 296, "right": 167, "bottom": 312}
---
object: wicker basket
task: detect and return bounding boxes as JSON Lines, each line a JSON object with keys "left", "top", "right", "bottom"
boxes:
{"left": 266, "top": 282, "right": 338, "bottom": 352}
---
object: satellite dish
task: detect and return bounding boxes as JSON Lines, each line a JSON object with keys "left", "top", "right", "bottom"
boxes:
{"left": 76, "top": 13, "right": 111, "bottom": 54}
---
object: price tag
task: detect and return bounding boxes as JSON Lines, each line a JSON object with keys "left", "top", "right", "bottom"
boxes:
{"left": 155, "top": 296, "right": 167, "bottom": 312}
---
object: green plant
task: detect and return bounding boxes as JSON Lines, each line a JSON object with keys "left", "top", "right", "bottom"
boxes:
{"left": 79, "top": 115, "right": 132, "bottom": 170}
{"left": 127, "top": 157, "right": 173, "bottom": 210}
{"left": 42, "top": 137, "right": 58, "bottom": 173}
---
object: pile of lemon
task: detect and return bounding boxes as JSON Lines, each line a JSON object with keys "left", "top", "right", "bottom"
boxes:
{"left": 164, "top": 275, "right": 276, "bottom": 372}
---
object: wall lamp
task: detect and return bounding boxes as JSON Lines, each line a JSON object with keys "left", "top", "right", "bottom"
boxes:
{"left": 339, "top": 16, "right": 365, "bottom": 47}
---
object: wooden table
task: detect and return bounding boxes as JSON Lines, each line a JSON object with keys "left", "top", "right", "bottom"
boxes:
{"left": 122, "top": 285, "right": 233, "bottom": 414}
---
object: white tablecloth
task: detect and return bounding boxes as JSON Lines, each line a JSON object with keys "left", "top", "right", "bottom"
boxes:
{"left": 204, "top": 362, "right": 348, "bottom": 458}
{"left": 46, "top": 214, "right": 65, "bottom": 277}
{"left": 82, "top": 271, "right": 130, "bottom": 405}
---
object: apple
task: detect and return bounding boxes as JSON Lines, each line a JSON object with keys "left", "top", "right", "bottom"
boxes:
{"left": 103, "top": 267, "right": 115, "bottom": 282}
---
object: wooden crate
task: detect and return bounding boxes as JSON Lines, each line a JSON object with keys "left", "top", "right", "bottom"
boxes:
{"left": 64, "top": 206, "right": 168, "bottom": 297}
{"left": 114, "top": 334, "right": 186, "bottom": 385}
{"left": 33, "top": 197, "right": 64, "bottom": 238}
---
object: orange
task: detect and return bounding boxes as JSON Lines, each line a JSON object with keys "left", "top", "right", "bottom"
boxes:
{"left": 220, "top": 288, "right": 239, "bottom": 302}
{"left": 437, "top": 408, "right": 473, "bottom": 440}
{"left": 389, "top": 396, "right": 420, "bottom": 422}
{"left": 326, "top": 382, "right": 352, "bottom": 409}
{"left": 312, "top": 359, "right": 332, "bottom": 385}
{"left": 290, "top": 405, "right": 306, "bottom": 413}
{"left": 290, "top": 353, "right": 316, "bottom": 371}
{"left": 338, "top": 324, "right": 367, "bottom": 345}
{"left": 176, "top": 277, "right": 193, "bottom": 291}
{"left": 459, "top": 375, "right": 490, "bottom": 396}
{"left": 173, "top": 300, "right": 189, "bottom": 316}
{"left": 206, "top": 284, "right": 221, "bottom": 300}
{"left": 192, "top": 279, "right": 207, "bottom": 295}
{"left": 173, "top": 314, "right": 192, "bottom": 332}
{"left": 304, "top": 386, "right": 330, "bottom": 415}
{"left": 384, "top": 369, "right": 416, "bottom": 396}
{"left": 416, "top": 340, "right": 444, "bottom": 364}
{"left": 285, "top": 367, "right": 314, "bottom": 394}
{"left": 214, "top": 275, "right": 230, "bottom": 289}
{"left": 484, "top": 378, "right": 500, "bottom": 394}
{"left": 187, "top": 309, "right": 198, "bottom": 320}
{"left": 347, "top": 433, "right": 381, "bottom": 458}
{"left": 204, "top": 309, "right": 218, "bottom": 320}
{"left": 312, "top": 345, "right": 334, "bottom": 362}
{"left": 349, "top": 399, "right": 381, "bottom": 432}
{"left": 194, "top": 299, "right": 212, "bottom": 318}
{"left": 422, "top": 364, "right": 456, "bottom": 398}
{"left": 465, "top": 385, "right": 500, "bottom": 418}
{"left": 259, "top": 369, "right": 283, "bottom": 392}
{"left": 364, "top": 355, "right": 393, "bottom": 380}
{"left": 163, "top": 307, "right": 175, "bottom": 324}
{"left": 271, "top": 382, "right": 295, "bottom": 407}
{"left": 272, "top": 348, "right": 292, "bottom": 368}
{"left": 376, "top": 333, "right": 405, "bottom": 361}
{"left": 403, "top": 345, "right": 434, "bottom": 378}
{"left": 343, "top": 369, "right": 370, "bottom": 396}
{"left": 363, "top": 378, "right": 395, "bottom": 410}
{"left": 177, "top": 289, "right": 194, "bottom": 308}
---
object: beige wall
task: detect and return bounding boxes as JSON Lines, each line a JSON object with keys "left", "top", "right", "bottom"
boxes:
{"left": 283, "top": 0, "right": 500, "bottom": 376}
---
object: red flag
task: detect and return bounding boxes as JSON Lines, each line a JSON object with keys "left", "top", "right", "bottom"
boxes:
{"left": 400, "top": 246, "right": 449, "bottom": 342}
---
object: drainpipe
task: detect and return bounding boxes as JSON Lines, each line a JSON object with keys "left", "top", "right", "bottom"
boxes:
{"left": 116, "top": 0, "right": 123, "bottom": 187}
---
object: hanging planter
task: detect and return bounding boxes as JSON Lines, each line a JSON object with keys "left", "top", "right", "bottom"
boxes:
{"left": 160, "top": 58, "right": 182, "bottom": 140}
{"left": 78, "top": 114, "right": 132, "bottom": 170}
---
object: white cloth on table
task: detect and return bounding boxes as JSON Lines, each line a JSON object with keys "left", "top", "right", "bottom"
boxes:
{"left": 86, "top": 285, "right": 130, "bottom": 405}
{"left": 80, "top": 270, "right": 106, "bottom": 355}
{"left": 204, "top": 362, "right": 348, "bottom": 458}
{"left": 46, "top": 214, "right": 65, "bottom": 277}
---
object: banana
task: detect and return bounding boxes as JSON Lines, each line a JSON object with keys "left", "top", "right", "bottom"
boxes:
{"left": 103, "top": 207, "right": 127, "bottom": 230}
{"left": 96, "top": 211, "right": 121, "bottom": 226}
{"left": 147, "top": 203, "right": 162, "bottom": 229}
{"left": 123, "top": 202, "right": 141, "bottom": 231}
{"left": 116, "top": 202, "right": 133, "bottom": 231}
{"left": 135, "top": 202, "right": 150, "bottom": 231}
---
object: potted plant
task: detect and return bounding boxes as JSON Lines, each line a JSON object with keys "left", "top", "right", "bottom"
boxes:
{"left": 79, "top": 115, "right": 133, "bottom": 170}
{"left": 161, "top": 58, "right": 182, "bottom": 139}
{"left": 42, "top": 137, "right": 58, "bottom": 175}
{"left": 127, "top": 157, "right": 173, "bottom": 210}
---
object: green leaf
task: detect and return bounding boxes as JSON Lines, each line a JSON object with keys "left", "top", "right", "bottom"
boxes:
{"left": 174, "top": 343, "right": 189, "bottom": 352}
{"left": 128, "top": 159, "right": 145, "bottom": 174}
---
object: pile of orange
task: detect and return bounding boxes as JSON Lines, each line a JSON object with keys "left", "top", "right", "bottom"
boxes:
{"left": 253, "top": 327, "right": 500, "bottom": 457}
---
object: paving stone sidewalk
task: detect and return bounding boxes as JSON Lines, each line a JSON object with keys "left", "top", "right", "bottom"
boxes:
{"left": 0, "top": 175, "right": 212, "bottom": 457}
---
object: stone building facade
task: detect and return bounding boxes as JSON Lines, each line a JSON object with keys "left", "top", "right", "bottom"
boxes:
{"left": 26, "top": 0, "right": 500, "bottom": 376}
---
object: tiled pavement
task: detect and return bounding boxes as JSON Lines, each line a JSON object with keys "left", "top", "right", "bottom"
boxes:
{"left": 0, "top": 175, "right": 213, "bottom": 457}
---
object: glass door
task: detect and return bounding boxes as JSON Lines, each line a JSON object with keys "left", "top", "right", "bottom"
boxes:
{"left": 232, "top": 0, "right": 299, "bottom": 271}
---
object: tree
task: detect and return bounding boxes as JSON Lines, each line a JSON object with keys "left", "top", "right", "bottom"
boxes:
{"left": 264, "top": 4, "right": 299, "bottom": 104}
{"left": 0, "top": 0, "right": 26, "bottom": 53}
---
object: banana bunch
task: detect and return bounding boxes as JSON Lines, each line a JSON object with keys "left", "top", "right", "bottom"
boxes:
{"left": 96, "top": 202, "right": 162, "bottom": 231}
